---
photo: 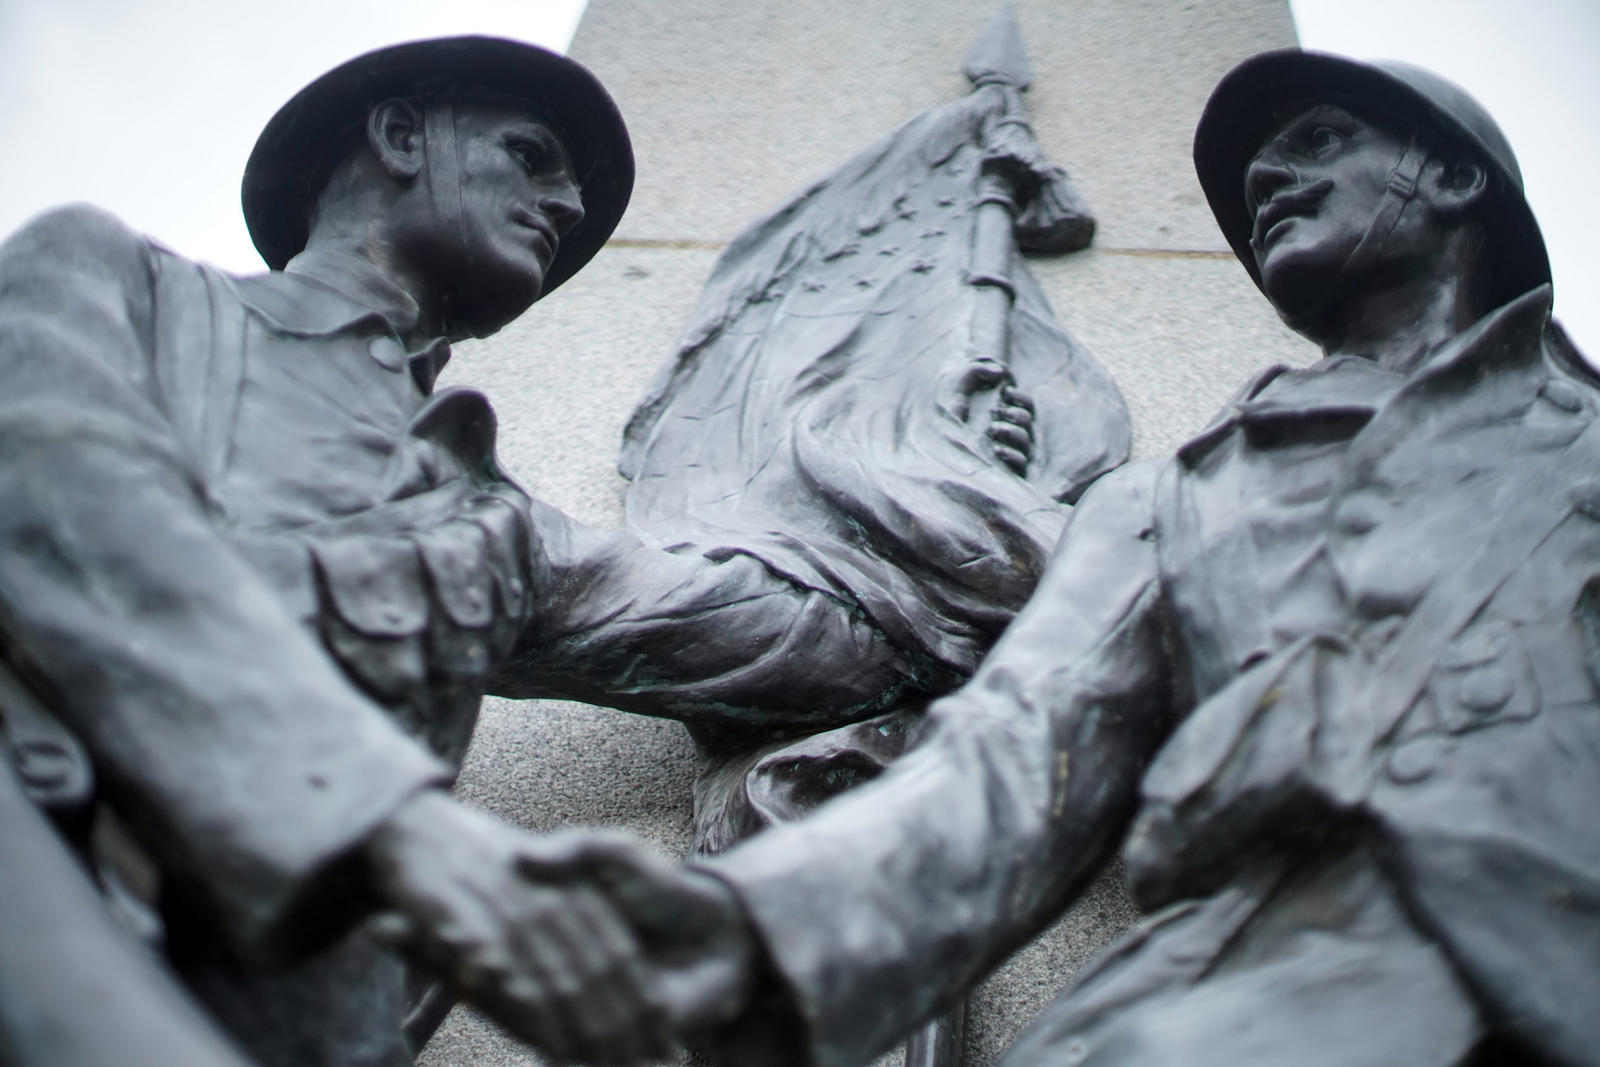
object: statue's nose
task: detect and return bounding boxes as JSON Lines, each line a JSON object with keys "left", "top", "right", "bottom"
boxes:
{"left": 1244, "top": 153, "right": 1297, "bottom": 212}
{"left": 541, "top": 183, "right": 586, "bottom": 237}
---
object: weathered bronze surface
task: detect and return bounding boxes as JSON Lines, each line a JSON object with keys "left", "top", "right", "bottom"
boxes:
{"left": 620, "top": 7, "right": 1124, "bottom": 858}
{"left": 0, "top": 35, "right": 670, "bottom": 1067}
{"left": 0, "top": 33, "right": 946, "bottom": 1067}
{"left": 539, "top": 47, "right": 1592, "bottom": 1067}
{"left": 4, "top": 14, "right": 1589, "bottom": 1067}
{"left": 617, "top": 14, "right": 1126, "bottom": 1063}
{"left": 0, "top": 20, "right": 1129, "bottom": 1066}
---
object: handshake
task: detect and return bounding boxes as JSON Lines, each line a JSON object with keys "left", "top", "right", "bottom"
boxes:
{"left": 363, "top": 790, "right": 758, "bottom": 1063}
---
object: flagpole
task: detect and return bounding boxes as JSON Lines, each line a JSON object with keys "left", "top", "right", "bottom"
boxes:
{"left": 960, "top": 8, "right": 1036, "bottom": 473}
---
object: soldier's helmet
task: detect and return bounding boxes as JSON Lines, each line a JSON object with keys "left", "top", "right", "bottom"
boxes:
{"left": 1193, "top": 49, "right": 1549, "bottom": 309}
{"left": 242, "top": 36, "right": 633, "bottom": 301}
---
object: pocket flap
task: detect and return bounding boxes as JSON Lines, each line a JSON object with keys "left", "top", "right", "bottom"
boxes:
{"left": 312, "top": 534, "right": 428, "bottom": 637}
{"left": 416, "top": 520, "right": 495, "bottom": 629}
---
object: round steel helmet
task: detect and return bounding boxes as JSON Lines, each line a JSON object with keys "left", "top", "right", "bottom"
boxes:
{"left": 1194, "top": 49, "right": 1549, "bottom": 309}
{"left": 242, "top": 36, "right": 633, "bottom": 299}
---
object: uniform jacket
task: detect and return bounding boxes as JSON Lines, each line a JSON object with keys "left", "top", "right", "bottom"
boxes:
{"left": 0, "top": 205, "right": 920, "bottom": 1065}
{"left": 712, "top": 286, "right": 1600, "bottom": 1067}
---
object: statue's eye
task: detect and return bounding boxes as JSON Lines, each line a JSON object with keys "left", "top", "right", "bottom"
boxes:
{"left": 506, "top": 136, "right": 553, "bottom": 174}
{"left": 1310, "top": 126, "right": 1343, "bottom": 155}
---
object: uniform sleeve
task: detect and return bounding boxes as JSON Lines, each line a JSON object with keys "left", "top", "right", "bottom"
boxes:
{"left": 697, "top": 461, "right": 1180, "bottom": 1067}
{"left": 488, "top": 499, "right": 931, "bottom": 740}
{"left": 0, "top": 206, "right": 448, "bottom": 963}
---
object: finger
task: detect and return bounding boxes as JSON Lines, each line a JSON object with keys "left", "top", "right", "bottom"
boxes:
{"left": 516, "top": 836, "right": 743, "bottom": 1011}
{"left": 392, "top": 884, "right": 505, "bottom": 992}
{"left": 367, "top": 911, "right": 417, "bottom": 950}
{"left": 557, "top": 888, "right": 677, "bottom": 1061}
{"left": 1000, "top": 385, "right": 1035, "bottom": 411}
{"left": 658, "top": 952, "right": 753, "bottom": 1035}
{"left": 485, "top": 969, "right": 591, "bottom": 1062}
{"left": 505, "top": 885, "right": 670, "bottom": 1064}
{"left": 513, "top": 829, "right": 646, "bottom": 887}
{"left": 992, "top": 403, "right": 1034, "bottom": 431}
{"left": 987, "top": 422, "right": 1033, "bottom": 454}
{"left": 960, "top": 357, "right": 1010, "bottom": 395}
{"left": 989, "top": 443, "right": 1029, "bottom": 475}
{"left": 648, "top": 874, "right": 757, "bottom": 1035}
{"left": 528, "top": 844, "right": 750, "bottom": 1042}
{"left": 534, "top": 887, "right": 658, "bottom": 1052}
{"left": 453, "top": 882, "right": 586, "bottom": 1060}
{"left": 519, "top": 834, "right": 679, "bottom": 928}
{"left": 580, "top": 847, "right": 749, "bottom": 965}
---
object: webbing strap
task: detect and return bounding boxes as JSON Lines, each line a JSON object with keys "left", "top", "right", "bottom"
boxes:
{"left": 1332, "top": 137, "right": 1430, "bottom": 294}
{"left": 423, "top": 97, "right": 466, "bottom": 262}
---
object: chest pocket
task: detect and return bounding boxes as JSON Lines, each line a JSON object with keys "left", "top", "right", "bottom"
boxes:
{"left": 305, "top": 389, "right": 538, "bottom": 761}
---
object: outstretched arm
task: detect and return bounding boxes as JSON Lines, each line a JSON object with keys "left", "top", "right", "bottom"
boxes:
{"left": 693, "top": 460, "right": 1179, "bottom": 1066}
{"left": 489, "top": 499, "right": 933, "bottom": 740}
{"left": 490, "top": 461, "right": 1183, "bottom": 1067}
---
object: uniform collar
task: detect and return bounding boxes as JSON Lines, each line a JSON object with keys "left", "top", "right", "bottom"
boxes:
{"left": 1178, "top": 285, "right": 1559, "bottom": 467}
{"left": 1178, "top": 356, "right": 1401, "bottom": 466}
{"left": 225, "top": 249, "right": 452, "bottom": 392}
{"left": 1241, "top": 355, "right": 1404, "bottom": 422}
{"left": 1396, "top": 284, "right": 1553, "bottom": 388}
{"left": 280, "top": 247, "right": 424, "bottom": 338}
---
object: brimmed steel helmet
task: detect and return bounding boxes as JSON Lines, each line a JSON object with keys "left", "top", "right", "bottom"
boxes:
{"left": 242, "top": 36, "right": 633, "bottom": 300}
{"left": 1194, "top": 49, "right": 1549, "bottom": 309}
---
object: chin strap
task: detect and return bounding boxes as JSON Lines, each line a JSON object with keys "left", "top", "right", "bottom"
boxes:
{"left": 1284, "top": 137, "right": 1431, "bottom": 332}
{"left": 422, "top": 97, "right": 467, "bottom": 329}
{"left": 1338, "top": 137, "right": 1431, "bottom": 286}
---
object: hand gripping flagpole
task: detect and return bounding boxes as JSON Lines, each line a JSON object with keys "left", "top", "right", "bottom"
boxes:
{"left": 957, "top": 8, "right": 1094, "bottom": 475}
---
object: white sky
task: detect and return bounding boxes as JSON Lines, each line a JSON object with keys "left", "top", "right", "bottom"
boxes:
{"left": 0, "top": 0, "right": 1594, "bottom": 349}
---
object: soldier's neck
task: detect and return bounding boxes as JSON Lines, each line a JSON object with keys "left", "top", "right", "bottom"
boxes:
{"left": 297, "top": 233, "right": 443, "bottom": 343}
{"left": 1317, "top": 249, "right": 1482, "bottom": 375}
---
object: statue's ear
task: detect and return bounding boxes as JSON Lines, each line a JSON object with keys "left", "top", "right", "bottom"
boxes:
{"left": 1422, "top": 154, "right": 1488, "bottom": 220}
{"left": 367, "top": 98, "right": 425, "bottom": 182}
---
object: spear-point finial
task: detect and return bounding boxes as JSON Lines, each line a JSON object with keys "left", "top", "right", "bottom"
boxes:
{"left": 963, "top": 6, "right": 1031, "bottom": 91}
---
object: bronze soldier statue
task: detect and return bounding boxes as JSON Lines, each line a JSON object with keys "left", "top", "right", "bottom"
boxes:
{"left": 539, "top": 49, "right": 1599, "bottom": 1067}
{"left": 0, "top": 35, "right": 938, "bottom": 1067}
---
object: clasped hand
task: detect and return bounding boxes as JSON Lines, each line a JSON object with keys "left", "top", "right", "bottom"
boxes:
{"left": 938, "top": 355, "right": 1037, "bottom": 475}
{"left": 365, "top": 791, "right": 754, "bottom": 1063}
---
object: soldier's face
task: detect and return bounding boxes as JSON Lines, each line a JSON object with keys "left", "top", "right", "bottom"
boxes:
{"left": 435, "top": 101, "right": 585, "bottom": 332}
{"left": 1243, "top": 105, "right": 1410, "bottom": 317}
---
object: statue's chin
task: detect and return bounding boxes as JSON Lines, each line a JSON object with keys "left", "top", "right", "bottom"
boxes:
{"left": 447, "top": 278, "right": 542, "bottom": 339}
{"left": 1259, "top": 258, "right": 1342, "bottom": 335}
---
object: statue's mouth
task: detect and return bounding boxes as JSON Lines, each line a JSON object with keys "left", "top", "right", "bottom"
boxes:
{"left": 511, "top": 208, "right": 558, "bottom": 263}
{"left": 1251, "top": 179, "right": 1334, "bottom": 250}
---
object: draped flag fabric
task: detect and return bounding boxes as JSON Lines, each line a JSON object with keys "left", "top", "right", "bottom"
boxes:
{"left": 620, "top": 69, "right": 1130, "bottom": 683}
